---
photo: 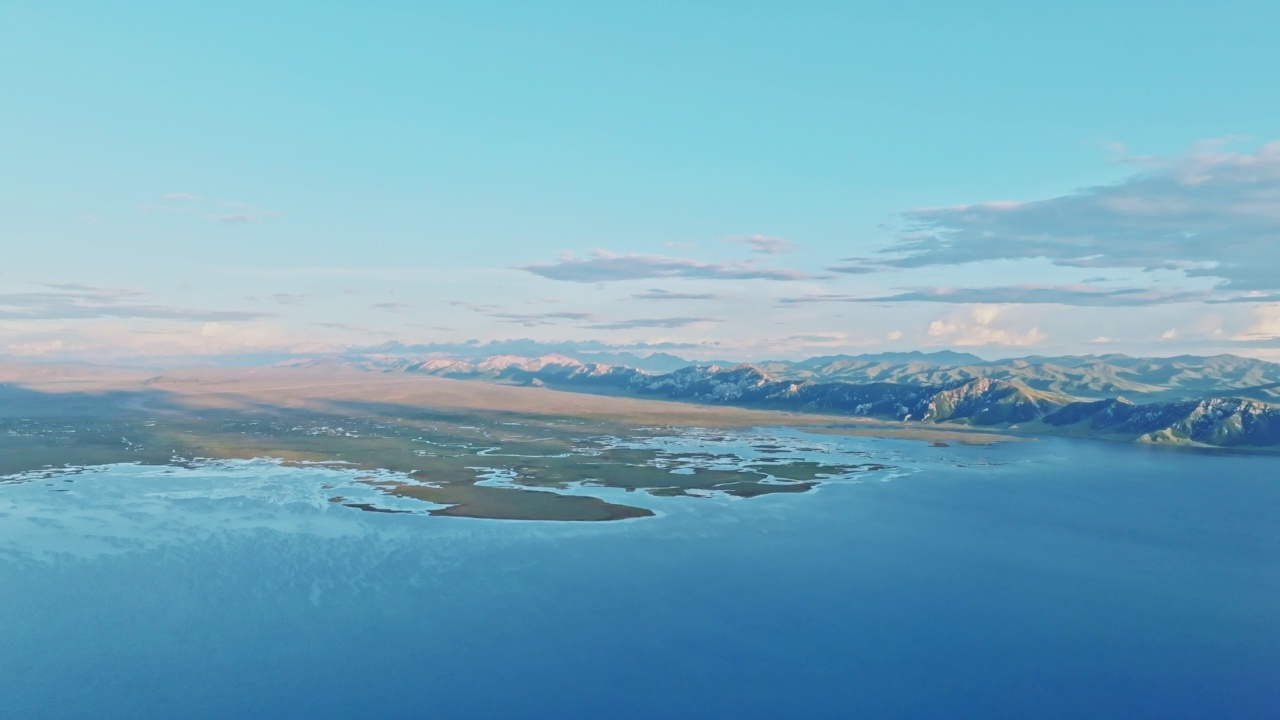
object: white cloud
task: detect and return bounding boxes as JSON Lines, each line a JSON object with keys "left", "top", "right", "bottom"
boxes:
{"left": 924, "top": 306, "right": 1046, "bottom": 347}
{"left": 971, "top": 305, "right": 999, "bottom": 326}
{"left": 1233, "top": 304, "right": 1280, "bottom": 340}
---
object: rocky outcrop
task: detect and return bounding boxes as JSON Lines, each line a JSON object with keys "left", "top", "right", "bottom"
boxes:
{"left": 1043, "top": 396, "right": 1280, "bottom": 447}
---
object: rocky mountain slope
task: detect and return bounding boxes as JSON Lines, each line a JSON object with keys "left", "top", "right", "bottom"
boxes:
{"left": 747, "top": 352, "right": 1280, "bottom": 402}
{"left": 374, "top": 354, "right": 1280, "bottom": 448}
{"left": 1037, "top": 396, "right": 1280, "bottom": 446}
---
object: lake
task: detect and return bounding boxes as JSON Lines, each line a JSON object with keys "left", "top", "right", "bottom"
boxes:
{"left": 1, "top": 430, "right": 1277, "bottom": 719}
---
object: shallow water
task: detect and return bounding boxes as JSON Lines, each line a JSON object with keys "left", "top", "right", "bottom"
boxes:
{"left": 1, "top": 431, "right": 1277, "bottom": 719}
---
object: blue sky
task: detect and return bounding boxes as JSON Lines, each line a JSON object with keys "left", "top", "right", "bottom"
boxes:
{"left": 3, "top": 1, "right": 1280, "bottom": 362}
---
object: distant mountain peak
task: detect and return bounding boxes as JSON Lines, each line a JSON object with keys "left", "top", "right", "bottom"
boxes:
{"left": 303, "top": 350, "right": 1280, "bottom": 448}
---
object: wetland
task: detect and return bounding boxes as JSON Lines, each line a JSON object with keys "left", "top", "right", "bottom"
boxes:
{"left": 0, "top": 367, "right": 922, "bottom": 521}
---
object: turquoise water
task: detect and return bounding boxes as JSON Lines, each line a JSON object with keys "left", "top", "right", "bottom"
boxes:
{"left": 1, "top": 432, "right": 1277, "bottom": 719}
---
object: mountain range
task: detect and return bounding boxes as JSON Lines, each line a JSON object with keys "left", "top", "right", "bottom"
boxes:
{"left": 280, "top": 350, "right": 1280, "bottom": 449}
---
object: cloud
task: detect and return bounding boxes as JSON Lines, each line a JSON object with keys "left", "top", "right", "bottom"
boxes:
{"left": 630, "top": 288, "right": 720, "bottom": 301}
{"left": 727, "top": 235, "right": 795, "bottom": 254}
{"left": 774, "top": 333, "right": 851, "bottom": 347}
{"left": 779, "top": 284, "right": 1207, "bottom": 307}
{"left": 43, "top": 282, "right": 146, "bottom": 297}
{"left": 491, "top": 311, "right": 598, "bottom": 327}
{"left": 447, "top": 301, "right": 501, "bottom": 313}
{"left": 824, "top": 264, "right": 876, "bottom": 275}
{"left": 519, "top": 251, "right": 810, "bottom": 283}
{"left": 1207, "top": 292, "right": 1280, "bottom": 304}
{"left": 0, "top": 286, "right": 269, "bottom": 322}
{"left": 584, "top": 316, "right": 717, "bottom": 330}
{"left": 446, "top": 300, "right": 602, "bottom": 327}
{"left": 272, "top": 293, "right": 309, "bottom": 305}
{"left": 313, "top": 322, "right": 397, "bottom": 337}
{"left": 877, "top": 140, "right": 1280, "bottom": 298}
{"left": 211, "top": 201, "right": 280, "bottom": 224}
{"left": 924, "top": 306, "right": 1046, "bottom": 347}
{"left": 776, "top": 293, "right": 862, "bottom": 305}
{"left": 1233, "top": 304, "right": 1280, "bottom": 340}
{"left": 782, "top": 334, "right": 846, "bottom": 343}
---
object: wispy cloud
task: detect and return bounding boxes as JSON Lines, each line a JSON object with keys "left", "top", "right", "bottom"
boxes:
{"left": 876, "top": 140, "right": 1280, "bottom": 298}
{"left": 314, "top": 322, "right": 397, "bottom": 337}
{"left": 491, "top": 311, "right": 599, "bottom": 327}
{"left": 448, "top": 301, "right": 501, "bottom": 313}
{"left": 0, "top": 285, "right": 269, "bottom": 322}
{"left": 1208, "top": 292, "right": 1280, "bottom": 304}
{"left": 776, "top": 293, "right": 865, "bottom": 305}
{"left": 43, "top": 282, "right": 146, "bottom": 297}
{"left": 446, "top": 301, "right": 602, "bottom": 326}
{"left": 520, "top": 251, "right": 810, "bottom": 283}
{"left": 630, "top": 288, "right": 720, "bottom": 301}
{"left": 211, "top": 200, "right": 281, "bottom": 224}
{"left": 584, "top": 316, "right": 718, "bottom": 330}
{"left": 727, "top": 234, "right": 795, "bottom": 254}
{"left": 780, "top": 285, "right": 1208, "bottom": 307}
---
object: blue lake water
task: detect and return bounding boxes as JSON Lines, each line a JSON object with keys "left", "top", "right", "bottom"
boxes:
{"left": 1, "top": 431, "right": 1277, "bottom": 719}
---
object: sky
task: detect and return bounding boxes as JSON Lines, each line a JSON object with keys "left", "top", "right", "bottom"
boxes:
{"left": 3, "top": 1, "right": 1280, "bottom": 363}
